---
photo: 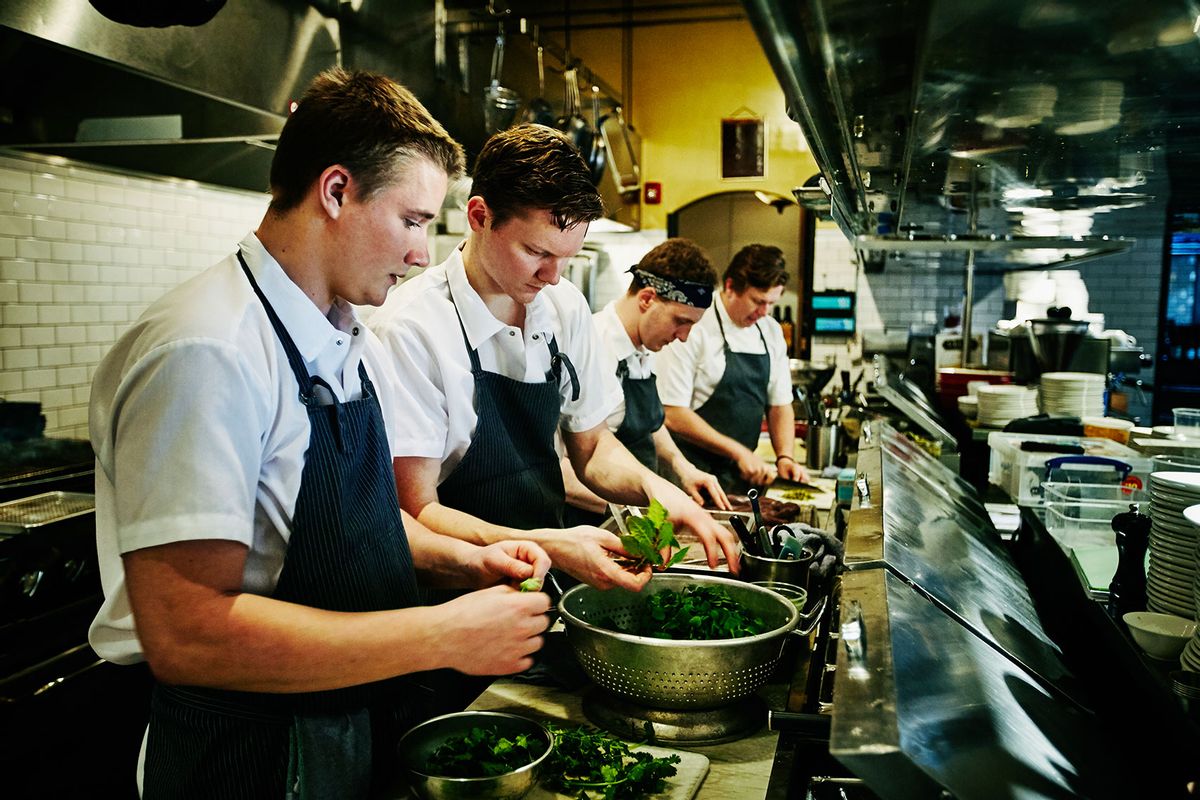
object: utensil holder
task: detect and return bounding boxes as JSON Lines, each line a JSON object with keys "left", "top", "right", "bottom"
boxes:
{"left": 741, "top": 549, "right": 815, "bottom": 592}
{"left": 805, "top": 424, "right": 839, "bottom": 469}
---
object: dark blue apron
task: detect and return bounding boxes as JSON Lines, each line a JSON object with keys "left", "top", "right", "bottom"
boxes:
{"left": 435, "top": 283, "right": 577, "bottom": 531}
{"left": 613, "top": 356, "right": 665, "bottom": 472}
{"left": 140, "top": 251, "right": 422, "bottom": 799}
{"left": 675, "top": 309, "right": 771, "bottom": 493}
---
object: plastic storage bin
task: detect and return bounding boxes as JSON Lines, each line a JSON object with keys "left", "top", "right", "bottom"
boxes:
{"left": 1043, "top": 501, "right": 1129, "bottom": 550}
{"left": 1041, "top": 482, "right": 1147, "bottom": 506}
{"left": 987, "top": 432, "right": 1152, "bottom": 507}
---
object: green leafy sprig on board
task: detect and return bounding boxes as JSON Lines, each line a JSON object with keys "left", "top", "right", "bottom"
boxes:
{"left": 617, "top": 499, "right": 689, "bottom": 571}
{"left": 423, "top": 726, "right": 543, "bottom": 778}
{"left": 622, "top": 584, "right": 770, "bottom": 640}
{"left": 542, "top": 723, "right": 681, "bottom": 800}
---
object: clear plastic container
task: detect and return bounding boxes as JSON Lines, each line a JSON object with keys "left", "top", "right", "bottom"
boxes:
{"left": 987, "top": 431, "right": 1152, "bottom": 507}
{"left": 1044, "top": 501, "right": 1126, "bottom": 550}
{"left": 1173, "top": 408, "right": 1200, "bottom": 440}
{"left": 1041, "top": 482, "right": 1146, "bottom": 506}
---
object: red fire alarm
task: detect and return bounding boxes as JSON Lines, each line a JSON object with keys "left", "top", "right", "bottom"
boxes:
{"left": 643, "top": 182, "right": 662, "bottom": 205}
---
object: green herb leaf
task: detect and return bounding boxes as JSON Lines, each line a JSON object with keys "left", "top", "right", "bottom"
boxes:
{"left": 519, "top": 576, "right": 543, "bottom": 592}
{"left": 607, "top": 585, "right": 770, "bottom": 640}
{"left": 541, "top": 724, "right": 680, "bottom": 799}
{"left": 424, "top": 725, "right": 543, "bottom": 779}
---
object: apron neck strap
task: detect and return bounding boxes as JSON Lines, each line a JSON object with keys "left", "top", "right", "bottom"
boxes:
{"left": 237, "top": 250, "right": 320, "bottom": 406}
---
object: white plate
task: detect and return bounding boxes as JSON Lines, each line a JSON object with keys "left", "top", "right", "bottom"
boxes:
{"left": 1150, "top": 472, "right": 1200, "bottom": 493}
{"left": 1185, "top": 504, "right": 1200, "bottom": 530}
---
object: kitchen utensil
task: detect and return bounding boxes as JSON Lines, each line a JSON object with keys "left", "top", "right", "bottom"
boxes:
{"left": 558, "top": 574, "right": 798, "bottom": 709}
{"left": 483, "top": 26, "right": 522, "bottom": 134}
{"left": 523, "top": 40, "right": 555, "bottom": 126}
{"left": 557, "top": 67, "right": 591, "bottom": 155}
{"left": 746, "top": 488, "right": 765, "bottom": 532}
{"left": 741, "top": 545, "right": 818, "bottom": 592}
{"left": 805, "top": 424, "right": 839, "bottom": 469}
{"left": 397, "top": 711, "right": 553, "bottom": 799}
{"left": 586, "top": 85, "right": 607, "bottom": 185}
{"left": 599, "top": 106, "right": 640, "bottom": 194}
{"left": 728, "top": 513, "right": 760, "bottom": 555}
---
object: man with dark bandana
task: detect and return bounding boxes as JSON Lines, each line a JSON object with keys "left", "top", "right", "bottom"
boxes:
{"left": 563, "top": 239, "right": 733, "bottom": 522}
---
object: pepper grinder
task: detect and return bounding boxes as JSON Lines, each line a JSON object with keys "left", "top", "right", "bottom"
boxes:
{"left": 1108, "top": 502, "right": 1150, "bottom": 619}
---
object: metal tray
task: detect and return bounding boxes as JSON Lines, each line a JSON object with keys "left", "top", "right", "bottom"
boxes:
{"left": 0, "top": 491, "right": 95, "bottom": 535}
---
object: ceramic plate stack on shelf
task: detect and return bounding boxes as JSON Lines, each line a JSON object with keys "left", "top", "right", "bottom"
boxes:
{"left": 976, "top": 385, "right": 1039, "bottom": 428}
{"left": 1182, "top": 504, "right": 1200, "bottom": 671}
{"left": 1146, "top": 472, "right": 1200, "bottom": 624}
{"left": 1038, "top": 372, "right": 1107, "bottom": 417}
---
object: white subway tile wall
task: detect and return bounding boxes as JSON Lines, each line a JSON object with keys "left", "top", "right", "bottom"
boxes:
{"left": 0, "top": 152, "right": 268, "bottom": 439}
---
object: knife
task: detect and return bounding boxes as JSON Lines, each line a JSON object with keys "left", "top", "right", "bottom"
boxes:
{"left": 607, "top": 502, "right": 631, "bottom": 538}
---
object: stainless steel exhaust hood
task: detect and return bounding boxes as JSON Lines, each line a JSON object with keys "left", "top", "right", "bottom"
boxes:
{"left": 743, "top": 0, "right": 1200, "bottom": 268}
{"left": 0, "top": 0, "right": 340, "bottom": 192}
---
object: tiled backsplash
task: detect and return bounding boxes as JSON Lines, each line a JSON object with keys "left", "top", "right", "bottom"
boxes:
{"left": 0, "top": 151, "right": 268, "bottom": 439}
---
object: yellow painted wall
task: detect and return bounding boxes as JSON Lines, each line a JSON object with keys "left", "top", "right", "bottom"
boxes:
{"left": 572, "top": 19, "right": 820, "bottom": 231}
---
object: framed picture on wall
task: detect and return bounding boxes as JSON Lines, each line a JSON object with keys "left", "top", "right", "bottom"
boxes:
{"left": 721, "top": 114, "right": 766, "bottom": 179}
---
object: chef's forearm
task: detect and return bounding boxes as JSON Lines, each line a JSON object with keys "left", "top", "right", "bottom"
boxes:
{"left": 766, "top": 403, "right": 796, "bottom": 462}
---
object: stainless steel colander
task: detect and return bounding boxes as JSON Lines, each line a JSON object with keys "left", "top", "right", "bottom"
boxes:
{"left": 558, "top": 574, "right": 798, "bottom": 710}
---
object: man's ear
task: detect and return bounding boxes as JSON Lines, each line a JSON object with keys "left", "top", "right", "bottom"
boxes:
{"left": 637, "top": 286, "right": 658, "bottom": 311}
{"left": 465, "top": 195, "right": 491, "bottom": 232}
{"left": 317, "top": 165, "right": 352, "bottom": 218}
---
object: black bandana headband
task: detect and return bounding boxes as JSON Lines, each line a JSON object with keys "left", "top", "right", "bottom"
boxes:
{"left": 628, "top": 266, "right": 713, "bottom": 309}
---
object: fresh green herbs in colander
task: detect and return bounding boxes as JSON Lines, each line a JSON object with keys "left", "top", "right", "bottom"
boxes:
{"left": 424, "top": 726, "right": 541, "bottom": 778}
{"left": 617, "top": 498, "right": 689, "bottom": 571}
{"left": 542, "top": 723, "right": 680, "bottom": 799}
{"left": 624, "top": 585, "right": 770, "bottom": 640}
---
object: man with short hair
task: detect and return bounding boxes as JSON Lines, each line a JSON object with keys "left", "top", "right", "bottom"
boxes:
{"left": 658, "top": 243, "right": 809, "bottom": 491}
{"left": 563, "top": 238, "right": 731, "bottom": 522}
{"left": 373, "top": 125, "right": 740, "bottom": 590}
{"left": 88, "top": 69, "right": 552, "bottom": 797}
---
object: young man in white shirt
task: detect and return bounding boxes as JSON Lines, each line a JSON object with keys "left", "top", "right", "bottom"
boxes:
{"left": 657, "top": 244, "right": 810, "bottom": 492}
{"left": 372, "top": 125, "right": 740, "bottom": 591}
{"left": 88, "top": 69, "right": 552, "bottom": 798}
{"left": 563, "top": 238, "right": 732, "bottom": 522}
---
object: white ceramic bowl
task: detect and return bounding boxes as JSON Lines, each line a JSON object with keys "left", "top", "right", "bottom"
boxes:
{"left": 957, "top": 395, "right": 979, "bottom": 419}
{"left": 1122, "top": 611, "right": 1197, "bottom": 661}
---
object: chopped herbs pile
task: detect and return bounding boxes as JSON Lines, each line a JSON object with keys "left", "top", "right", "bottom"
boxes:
{"left": 615, "top": 584, "right": 770, "bottom": 640}
{"left": 424, "top": 726, "right": 544, "bottom": 778}
{"left": 542, "top": 723, "right": 680, "bottom": 799}
{"left": 617, "top": 499, "right": 689, "bottom": 571}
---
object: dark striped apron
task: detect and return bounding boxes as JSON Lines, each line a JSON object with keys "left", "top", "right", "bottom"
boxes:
{"left": 435, "top": 284, "right": 576, "bottom": 531}
{"left": 140, "top": 251, "right": 422, "bottom": 799}
{"left": 675, "top": 311, "right": 771, "bottom": 494}
{"left": 613, "top": 356, "right": 665, "bottom": 472}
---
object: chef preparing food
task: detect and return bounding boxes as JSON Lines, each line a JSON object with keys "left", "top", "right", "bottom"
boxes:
{"left": 371, "top": 124, "right": 741, "bottom": 591}
{"left": 561, "top": 238, "right": 732, "bottom": 524}
{"left": 87, "top": 69, "right": 552, "bottom": 798}
{"left": 657, "top": 244, "right": 809, "bottom": 493}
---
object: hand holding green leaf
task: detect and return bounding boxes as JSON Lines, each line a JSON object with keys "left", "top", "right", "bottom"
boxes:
{"left": 618, "top": 499, "right": 690, "bottom": 572}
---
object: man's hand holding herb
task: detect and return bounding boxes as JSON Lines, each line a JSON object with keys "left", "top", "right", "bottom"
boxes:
{"left": 540, "top": 526, "right": 653, "bottom": 591}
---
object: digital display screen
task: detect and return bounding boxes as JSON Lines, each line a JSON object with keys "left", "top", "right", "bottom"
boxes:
{"left": 815, "top": 317, "right": 855, "bottom": 332}
{"left": 812, "top": 295, "right": 853, "bottom": 311}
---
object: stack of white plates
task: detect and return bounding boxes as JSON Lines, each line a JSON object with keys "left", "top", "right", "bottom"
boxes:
{"left": 1146, "top": 472, "right": 1200, "bottom": 622}
{"left": 1182, "top": 504, "right": 1200, "bottom": 671}
{"left": 1038, "top": 372, "right": 1107, "bottom": 417}
{"left": 1041, "top": 371, "right": 1104, "bottom": 417}
{"left": 976, "top": 384, "right": 1039, "bottom": 428}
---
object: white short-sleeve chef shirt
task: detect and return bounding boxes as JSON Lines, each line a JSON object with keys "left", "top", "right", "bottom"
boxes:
{"left": 371, "top": 247, "right": 623, "bottom": 484}
{"left": 592, "top": 300, "right": 655, "bottom": 432}
{"left": 88, "top": 233, "right": 415, "bottom": 665}
{"left": 655, "top": 297, "right": 793, "bottom": 411}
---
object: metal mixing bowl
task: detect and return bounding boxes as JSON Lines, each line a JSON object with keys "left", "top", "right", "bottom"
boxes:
{"left": 397, "top": 711, "right": 552, "bottom": 800}
{"left": 558, "top": 574, "right": 799, "bottom": 710}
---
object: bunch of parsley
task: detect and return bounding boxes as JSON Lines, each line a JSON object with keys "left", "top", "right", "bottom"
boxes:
{"left": 630, "top": 584, "right": 770, "bottom": 640}
{"left": 617, "top": 499, "right": 689, "bottom": 571}
{"left": 424, "top": 726, "right": 543, "bottom": 778}
{"left": 541, "top": 723, "right": 681, "bottom": 799}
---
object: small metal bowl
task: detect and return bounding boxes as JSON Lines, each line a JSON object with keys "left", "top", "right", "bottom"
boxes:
{"left": 397, "top": 711, "right": 553, "bottom": 800}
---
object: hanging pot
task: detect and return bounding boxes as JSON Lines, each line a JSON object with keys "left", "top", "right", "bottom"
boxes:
{"left": 586, "top": 86, "right": 608, "bottom": 186}
{"left": 557, "top": 67, "right": 592, "bottom": 157}
{"left": 524, "top": 44, "right": 556, "bottom": 127}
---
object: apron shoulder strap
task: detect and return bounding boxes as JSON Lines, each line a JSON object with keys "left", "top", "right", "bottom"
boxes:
{"left": 714, "top": 306, "right": 733, "bottom": 352}
{"left": 237, "top": 250, "right": 319, "bottom": 406}
{"left": 445, "top": 278, "right": 484, "bottom": 375}
{"left": 546, "top": 336, "right": 580, "bottom": 402}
